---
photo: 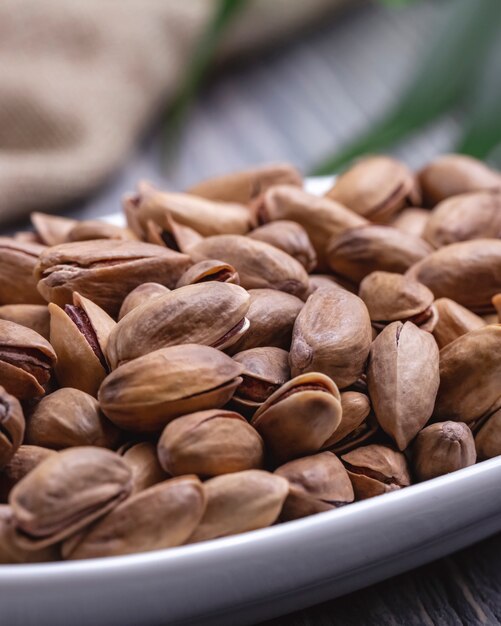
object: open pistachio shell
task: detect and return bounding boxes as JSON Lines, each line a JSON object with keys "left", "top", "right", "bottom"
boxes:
{"left": 322, "top": 391, "right": 371, "bottom": 450}
{"left": 144, "top": 213, "right": 203, "bottom": 253}
{"left": 31, "top": 213, "right": 77, "bottom": 246}
{"left": 176, "top": 259, "right": 240, "bottom": 288}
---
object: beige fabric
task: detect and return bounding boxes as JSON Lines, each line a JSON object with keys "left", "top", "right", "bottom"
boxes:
{"left": 0, "top": 0, "right": 344, "bottom": 225}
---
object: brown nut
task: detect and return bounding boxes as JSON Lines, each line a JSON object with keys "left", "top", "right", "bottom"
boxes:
{"left": 391, "top": 207, "right": 430, "bottom": 239}
{"left": 99, "top": 344, "right": 244, "bottom": 433}
{"left": 0, "top": 238, "right": 46, "bottom": 305}
{"left": 9, "top": 447, "right": 132, "bottom": 549}
{"left": 0, "top": 320, "right": 56, "bottom": 399}
{"left": 106, "top": 282, "right": 250, "bottom": 369}
{"left": 0, "top": 386, "right": 25, "bottom": 469}
{"left": 0, "top": 505, "right": 58, "bottom": 564}
{"left": 176, "top": 259, "right": 240, "bottom": 288}
{"left": 118, "top": 283, "right": 171, "bottom": 320}
{"left": 432, "top": 298, "right": 486, "bottom": 349}
{"left": 0, "top": 304, "right": 50, "bottom": 340}
{"left": 306, "top": 274, "right": 357, "bottom": 297}
{"left": 0, "top": 446, "right": 57, "bottom": 503}
{"left": 289, "top": 285, "right": 372, "bottom": 389}
{"left": 322, "top": 391, "right": 372, "bottom": 450}
{"left": 475, "top": 406, "right": 501, "bottom": 460}
{"left": 412, "top": 421, "right": 476, "bottom": 482}
{"left": 367, "top": 321, "right": 439, "bottom": 450}
{"left": 189, "top": 234, "right": 309, "bottom": 299}
{"left": 185, "top": 470, "right": 289, "bottom": 544}
{"left": 143, "top": 213, "right": 204, "bottom": 253}
{"left": 120, "top": 442, "right": 169, "bottom": 494}
{"left": 251, "top": 373, "right": 342, "bottom": 464}
{"left": 25, "top": 388, "right": 120, "bottom": 450}
{"left": 248, "top": 220, "right": 317, "bottom": 272}
{"left": 341, "top": 444, "right": 411, "bottom": 500}
{"left": 158, "top": 409, "right": 264, "bottom": 477}
{"left": 275, "top": 451, "right": 354, "bottom": 521}
{"left": 35, "top": 239, "right": 191, "bottom": 316}
{"left": 64, "top": 476, "right": 206, "bottom": 559}
{"left": 326, "top": 156, "right": 421, "bottom": 223}
{"left": 31, "top": 213, "right": 77, "bottom": 246}
{"left": 418, "top": 154, "right": 501, "bottom": 206}
{"left": 68, "top": 220, "right": 138, "bottom": 242}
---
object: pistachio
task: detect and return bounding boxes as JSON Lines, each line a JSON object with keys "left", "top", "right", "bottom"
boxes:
{"left": 289, "top": 285, "right": 372, "bottom": 388}
{"left": 251, "top": 373, "right": 342, "bottom": 464}
{"left": 326, "top": 156, "right": 421, "bottom": 223}
{"left": 0, "top": 505, "right": 58, "bottom": 564}
{"left": 143, "top": 213, "right": 203, "bottom": 253}
{"left": 0, "top": 238, "right": 46, "bottom": 305}
{"left": 99, "top": 344, "right": 244, "bottom": 433}
{"left": 35, "top": 239, "right": 191, "bottom": 316}
{"left": 432, "top": 298, "right": 486, "bottom": 349}
{"left": 0, "top": 387, "right": 25, "bottom": 468}
{"left": 176, "top": 259, "right": 240, "bottom": 288}
{"left": 258, "top": 185, "right": 367, "bottom": 270}
{"left": 391, "top": 207, "right": 430, "bottom": 238}
{"left": 327, "top": 225, "right": 432, "bottom": 285}
{"left": 64, "top": 477, "right": 205, "bottom": 559}
{"left": 358, "top": 271, "right": 436, "bottom": 331}
{"left": 25, "top": 388, "right": 120, "bottom": 450}
{"left": 31, "top": 213, "right": 77, "bottom": 246}
{"left": 475, "top": 406, "right": 501, "bottom": 460}
{"left": 423, "top": 191, "right": 501, "bottom": 248}
{"left": 322, "top": 391, "right": 372, "bottom": 451}
{"left": 158, "top": 409, "right": 264, "bottom": 477}
{"left": 118, "top": 283, "right": 170, "bottom": 320}
{"left": 0, "top": 320, "right": 56, "bottom": 399}
{"left": 275, "top": 451, "right": 354, "bottom": 521}
{"left": 341, "top": 444, "right": 411, "bottom": 500}
{"left": 185, "top": 470, "right": 288, "bottom": 544}
{"left": 412, "top": 422, "right": 476, "bottom": 482}
{"left": 248, "top": 220, "right": 317, "bottom": 272}
{"left": 418, "top": 154, "right": 501, "bottom": 206}
{"left": 0, "top": 446, "right": 57, "bottom": 503}
{"left": 10, "top": 447, "right": 132, "bottom": 549}
{"left": 68, "top": 220, "right": 138, "bottom": 242}
{"left": 0, "top": 304, "right": 50, "bottom": 340}
{"left": 494, "top": 294, "right": 501, "bottom": 321}
{"left": 433, "top": 325, "right": 501, "bottom": 424}
{"left": 187, "top": 162, "right": 302, "bottom": 205}
{"left": 107, "top": 282, "right": 250, "bottom": 369}
{"left": 367, "top": 321, "right": 439, "bottom": 450}
{"left": 120, "top": 442, "right": 169, "bottom": 494}
{"left": 189, "top": 234, "right": 309, "bottom": 299}
{"left": 306, "top": 274, "right": 357, "bottom": 297}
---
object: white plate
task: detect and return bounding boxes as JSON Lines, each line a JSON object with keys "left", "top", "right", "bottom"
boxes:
{"left": 2, "top": 177, "right": 500, "bottom": 626}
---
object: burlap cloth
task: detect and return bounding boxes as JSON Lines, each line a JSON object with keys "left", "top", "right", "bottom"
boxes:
{"left": 0, "top": 0, "right": 346, "bottom": 226}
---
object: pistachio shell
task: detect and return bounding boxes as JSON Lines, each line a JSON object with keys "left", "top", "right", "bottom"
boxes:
{"left": 68, "top": 220, "right": 138, "bottom": 242}
{"left": 391, "top": 208, "right": 430, "bottom": 239}
{"left": 248, "top": 220, "right": 317, "bottom": 272}
{"left": 99, "top": 344, "right": 244, "bottom": 432}
{"left": 176, "top": 259, "right": 239, "bottom": 288}
{"left": 185, "top": 470, "right": 288, "bottom": 544}
{"left": 31, "top": 213, "right": 77, "bottom": 246}
{"left": 432, "top": 298, "right": 486, "bottom": 349}
{"left": 494, "top": 293, "right": 501, "bottom": 321}
{"left": 0, "top": 446, "right": 57, "bottom": 503}
{"left": 0, "top": 506, "right": 58, "bottom": 563}
{"left": 475, "top": 407, "right": 501, "bottom": 460}
{"left": 120, "top": 442, "right": 169, "bottom": 494}
{"left": 290, "top": 285, "right": 372, "bottom": 388}
{"left": 322, "top": 391, "right": 371, "bottom": 449}
{"left": 367, "top": 321, "right": 439, "bottom": 450}
{"left": 0, "top": 238, "right": 46, "bottom": 305}
{"left": 0, "top": 304, "right": 50, "bottom": 340}
{"left": 118, "top": 283, "right": 171, "bottom": 320}
{"left": 0, "top": 386, "right": 25, "bottom": 469}
{"left": 144, "top": 213, "right": 203, "bottom": 253}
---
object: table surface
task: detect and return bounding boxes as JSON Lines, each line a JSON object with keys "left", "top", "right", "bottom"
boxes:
{"left": 10, "top": 1, "right": 501, "bottom": 624}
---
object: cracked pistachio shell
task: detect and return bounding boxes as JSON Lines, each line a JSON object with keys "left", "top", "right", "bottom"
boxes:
{"left": 341, "top": 444, "right": 411, "bottom": 500}
{"left": 107, "top": 282, "right": 250, "bottom": 369}
{"left": 412, "top": 421, "right": 476, "bottom": 482}
{"left": 143, "top": 212, "right": 203, "bottom": 253}
{"left": 25, "top": 388, "right": 120, "bottom": 450}
{"left": 418, "top": 154, "right": 501, "bottom": 206}
{"left": 186, "top": 470, "right": 289, "bottom": 544}
{"left": 190, "top": 234, "right": 309, "bottom": 299}
{"left": 31, "top": 213, "right": 77, "bottom": 246}
{"left": 358, "top": 271, "right": 436, "bottom": 330}
{"left": 0, "top": 446, "right": 57, "bottom": 503}
{"left": 275, "top": 452, "right": 354, "bottom": 521}
{"left": 231, "top": 347, "right": 290, "bottom": 414}
{"left": 64, "top": 476, "right": 206, "bottom": 560}
{"left": 227, "top": 289, "right": 303, "bottom": 354}
{"left": 423, "top": 191, "right": 501, "bottom": 248}
{"left": 0, "top": 320, "right": 56, "bottom": 399}
{"left": 10, "top": 447, "right": 132, "bottom": 549}
{"left": 127, "top": 181, "right": 255, "bottom": 237}
{"left": 0, "top": 505, "right": 58, "bottom": 564}
{"left": 494, "top": 294, "right": 501, "bottom": 321}
{"left": 0, "top": 304, "right": 50, "bottom": 340}
{"left": 248, "top": 220, "right": 317, "bottom": 272}
{"left": 290, "top": 285, "right": 372, "bottom": 388}
{"left": 433, "top": 325, "right": 501, "bottom": 424}
{"left": 99, "top": 344, "right": 244, "bottom": 433}
{"left": 120, "top": 442, "right": 169, "bottom": 494}
{"left": 326, "top": 156, "right": 421, "bottom": 223}
{"left": 118, "top": 283, "right": 170, "bottom": 320}
{"left": 367, "top": 321, "right": 439, "bottom": 451}
{"left": 251, "top": 373, "right": 342, "bottom": 464}
{"left": 68, "top": 220, "right": 138, "bottom": 243}
{"left": 322, "top": 391, "right": 371, "bottom": 450}
{"left": 258, "top": 185, "right": 367, "bottom": 270}
{"left": 158, "top": 409, "right": 264, "bottom": 477}
{"left": 391, "top": 207, "right": 430, "bottom": 239}
{"left": 187, "top": 162, "right": 302, "bottom": 205}
{"left": 0, "top": 238, "right": 46, "bottom": 305}
{"left": 176, "top": 259, "right": 239, "bottom": 288}
{"left": 0, "top": 387, "right": 25, "bottom": 469}
{"left": 432, "top": 298, "right": 486, "bottom": 349}
{"left": 407, "top": 239, "right": 501, "bottom": 313}
{"left": 327, "top": 225, "right": 432, "bottom": 285}
{"left": 475, "top": 406, "right": 501, "bottom": 460}
{"left": 35, "top": 239, "right": 191, "bottom": 316}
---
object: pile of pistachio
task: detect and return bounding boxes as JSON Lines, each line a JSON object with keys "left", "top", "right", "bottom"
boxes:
{"left": 0, "top": 153, "right": 500, "bottom": 563}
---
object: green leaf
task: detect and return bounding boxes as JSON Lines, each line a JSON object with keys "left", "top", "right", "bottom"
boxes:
{"left": 311, "top": 0, "right": 501, "bottom": 175}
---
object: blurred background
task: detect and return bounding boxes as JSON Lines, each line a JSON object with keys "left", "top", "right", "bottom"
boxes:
{"left": 1, "top": 0, "right": 500, "bottom": 226}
